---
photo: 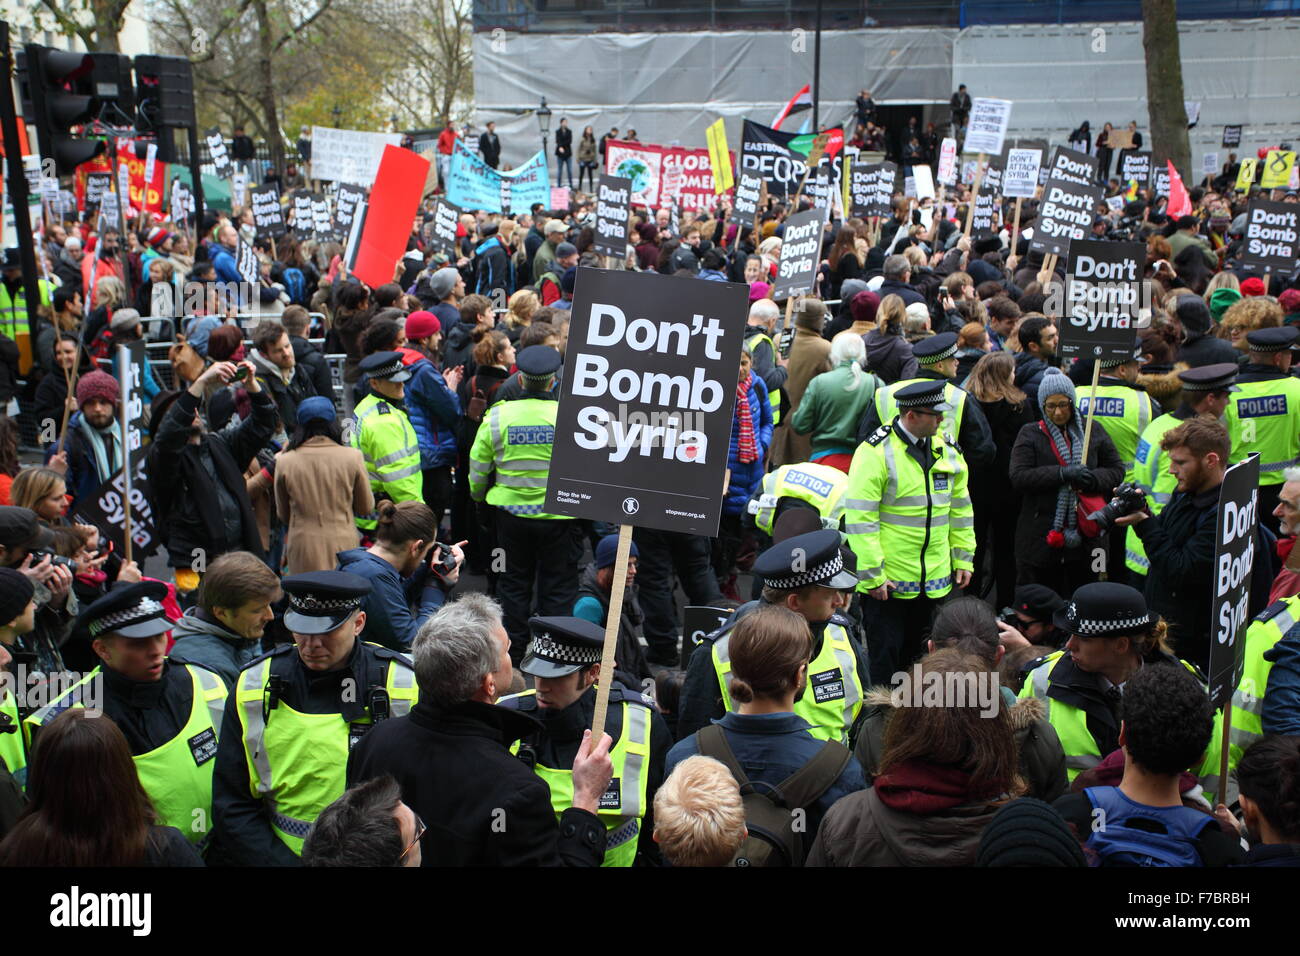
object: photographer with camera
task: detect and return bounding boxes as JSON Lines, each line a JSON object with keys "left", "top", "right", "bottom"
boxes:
{"left": 1009, "top": 370, "right": 1125, "bottom": 597}
{"left": 337, "top": 500, "right": 465, "bottom": 652}
{"left": 1114, "top": 417, "right": 1270, "bottom": 674}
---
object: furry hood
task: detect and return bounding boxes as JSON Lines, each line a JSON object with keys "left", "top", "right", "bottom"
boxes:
{"left": 1137, "top": 362, "right": 1189, "bottom": 406}
{"left": 863, "top": 684, "right": 1045, "bottom": 732}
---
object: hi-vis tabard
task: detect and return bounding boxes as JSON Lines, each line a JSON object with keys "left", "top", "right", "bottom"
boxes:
{"left": 748, "top": 462, "right": 849, "bottom": 535}
{"left": 469, "top": 397, "right": 564, "bottom": 518}
{"left": 745, "top": 331, "right": 782, "bottom": 425}
{"left": 1126, "top": 411, "right": 1186, "bottom": 576}
{"left": 352, "top": 392, "right": 422, "bottom": 530}
{"left": 0, "top": 687, "right": 27, "bottom": 789}
{"left": 875, "top": 380, "right": 968, "bottom": 447}
{"left": 24, "top": 662, "right": 227, "bottom": 846}
{"left": 1226, "top": 375, "right": 1300, "bottom": 486}
{"left": 501, "top": 687, "right": 653, "bottom": 867}
{"left": 234, "top": 645, "right": 417, "bottom": 855}
{"left": 843, "top": 425, "right": 975, "bottom": 600}
{"left": 1077, "top": 383, "right": 1153, "bottom": 479}
{"left": 1229, "top": 596, "right": 1300, "bottom": 773}
{"left": 712, "top": 619, "right": 864, "bottom": 744}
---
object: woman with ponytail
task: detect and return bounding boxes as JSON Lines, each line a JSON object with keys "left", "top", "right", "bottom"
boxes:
{"left": 789, "top": 331, "right": 882, "bottom": 473}
{"left": 664, "top": 605, "right": 866, "bottom": 863}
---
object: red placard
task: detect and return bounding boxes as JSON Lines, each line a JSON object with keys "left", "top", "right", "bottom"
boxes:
{"left": 351, "top": 144, "right": 430, "bottom": 289}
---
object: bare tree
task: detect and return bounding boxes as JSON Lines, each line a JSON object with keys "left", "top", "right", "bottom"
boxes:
{"left": 1141, "top": 0, "right": 1191, "bottom": 180}
{"left": 375, "top": 0, "right": 473, "bottom": 130}
{"left": 34, "top": 0, "right": 133, "bottom": 53}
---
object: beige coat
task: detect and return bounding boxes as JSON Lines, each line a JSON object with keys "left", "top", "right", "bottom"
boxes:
{"left": 274, "top": 436, "right": 374, "bottom": 574}
{"left": 770, "top": 326, "right": 833, "bottom": 466}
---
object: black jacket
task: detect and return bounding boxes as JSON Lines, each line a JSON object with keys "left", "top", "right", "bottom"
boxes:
{"left": 1008, "top": 418, "right": 1125, "bottom": 569}
{"left": 554, "top": 126, "right": 573, "bottom": 159}
{"left": 1177, "top": 332, "right": 1240, "bottom": 370}
{"left": 876, "top": 277, "right": 925, "bottom": 308}
{"left": 291, "top": 335, "right": 334, "bottom": 400}
{"left": 149, "top": 387, "right": 276, "bottom": 568}
{"left": 1135, "top": 483, "right": 1270, "bottom": 674}
{"left": 854, "top": 370, "right": 996, "bottom": 468}
{"left": 575, "top": 564, "right": 650, "bottom": 684}
{"left": 1013, "top": 351, "right": 1053, "bottom": 416}
{"left": 251, "top": 351, "right": 318, "bottom": 435}
{"left": 479, "top": 131, "right": 501, "bottom": 167}
{"left": 348, "top": 698, "right": 606, "bottom": 866}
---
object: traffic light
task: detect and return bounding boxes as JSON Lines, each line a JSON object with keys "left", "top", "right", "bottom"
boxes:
{"left": 86, "top": 53, "right": 135, "bottom": 124}
{"left": 21, "top": 44, "right": 106, "bottom": 176}
{"left": 134, "top": 55, "right": 195, "bottom": 164}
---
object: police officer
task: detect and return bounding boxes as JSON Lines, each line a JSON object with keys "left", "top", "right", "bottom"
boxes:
{"left": 0, "top": 246, "right": 54, "bottom": 375}
{"left": 499, "top": 616, "right": 672, "bottom": 867}
{"left": 211, "top": 571, "right": 418, "bottom": 866}
{"left": 469, "top": 345, "right": 584, "bottom": 662}
{"left": 677, "top": 529, "right": 868, "bottom": 745}
{"left": 744, "top": 299, "right": 787, "bottom": 426}
{"left": 1017, "top": 582, "right": 1222, "bottom": 796}
{"left": 1226, "top": 326, "right": 1300, "bottom": 533}
{"left": 1126, "top": 363, "right": 1239, "bottom": 583}
{"left": 856, "top": 332, "right": 995, "bottom": 468}
{"left": 352, "top": 351, "right": 422, "bottom": 534}
{"left": 24, "top": 582, "right": 228, "bottom": 849}
{"left": 844, "top": 380, "right": 976, "bottom": 684}
{"left": 0, "top": 569, "right": 36, "bottom": 795}
{"left": 1227, "top": 594, "right": 1300, "bottom": 775}
{"left": 746, "top": 460, "right": 849, "bottom": 538}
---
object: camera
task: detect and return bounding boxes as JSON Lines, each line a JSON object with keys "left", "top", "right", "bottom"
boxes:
{"left": 29, "top": 549, "right": 77, "bottom": 571}
{"left": 998, "top": 608, "right": 1022, "bottom": 628}
{"left": 1086, "top": 481, "right": 1148, "bottom": 536}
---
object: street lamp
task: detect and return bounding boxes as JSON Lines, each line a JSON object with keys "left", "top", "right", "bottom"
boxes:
{"left": 391, "top": 113, "right": 400, "bottom": 134}
{"left": 537, "top": 96, "right": 552, "bottom": 171}
{"left": 331, "top": 104, "right": 342, "bottom": 128}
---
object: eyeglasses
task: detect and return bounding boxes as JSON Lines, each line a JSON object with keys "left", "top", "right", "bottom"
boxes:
{"left": 401, "top": 812, "right": 427, "bottom": 863}
{"left": 1043, "top": 401, "right": 1073, "bottom": 412}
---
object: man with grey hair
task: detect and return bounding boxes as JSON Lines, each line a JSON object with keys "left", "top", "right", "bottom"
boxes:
{"left": 348, "top": 594, "right": 614, "bottom": 865}
{"left": 744, "top": 298, "right": 788, "bottom": 425}
{"left": 1268, "top": 465, "right": 1300, "bottom": 601}
{"left": 878, "top": 254, "right": 925, "bottom": 308}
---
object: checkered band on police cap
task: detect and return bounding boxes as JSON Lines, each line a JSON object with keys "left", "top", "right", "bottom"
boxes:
{"left": 89, "top": 597, "right": 165, "bottom": 637}
{"left": 288, "top": 591, "right": 363, "bottom": 615}
{"left": 1060, "top": 600, "right": 1152, "bottom": 636}
{"left": 763, "top": 550, "right": 846, "bottom": 590}
{"left": 528, "top": 631, "right": 602, "bottom": 667}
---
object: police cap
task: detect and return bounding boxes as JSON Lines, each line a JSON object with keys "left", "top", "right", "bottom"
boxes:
{"left": 77, "top": 581, "right": 172, "bottom": 640}
{"left": 1246, "top": 326, "right": 1300, "bottom": 353}
{"left": 1177, "top": 363, "right": 1240, "bottom": 393}
{"left": 282, "top": 570, "right": 372, "bottom": 635}
{"left": 894, "top": 379, "right": 952, "bottom": 412}
{"left": 1052, "top": 582, "right": 1153, "bottom": 638}
{"left": 516, "top": 345, "right": 562, "bottom": 379}
{"left": 521, "top": 616, "right": 605, "bottom": 678}
{"left": 358, "top": 350, "right": 411, "bottom": 383}
{"left": 752, "top": 528, "right": 859, "bottom": 591}
{"left": 913, "top": 332, "right": 959, "bottom": 365}
{"left": 1099, "top": 336, "right": 1142, "bottom": 368}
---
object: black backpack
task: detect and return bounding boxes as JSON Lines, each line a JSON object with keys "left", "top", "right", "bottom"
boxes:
{"left": 695, "top": 724, "right": 851, "bottom": 867}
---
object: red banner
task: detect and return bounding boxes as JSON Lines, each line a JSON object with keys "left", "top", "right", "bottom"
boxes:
{"left": 603, "top": 139, "right": 734, "bottom": 212}
{"left": 73, "top": 143, "right": 168, "bottom": 216}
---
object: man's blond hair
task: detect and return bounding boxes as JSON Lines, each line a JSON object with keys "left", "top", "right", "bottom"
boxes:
{"left": 652, "top": 756, "right": 747, "bottom": 866}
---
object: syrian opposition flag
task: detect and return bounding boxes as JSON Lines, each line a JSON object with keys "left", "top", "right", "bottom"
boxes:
{"left": 1166, "top": 160, "right": 1192, "bottom": 218}
{"left": 771, "top": 84, "right": 812, "bottom": 130}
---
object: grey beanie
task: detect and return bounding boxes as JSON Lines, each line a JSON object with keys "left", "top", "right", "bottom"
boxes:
{"left": 556, "top": 242, "right": 577, "bottom": 258}
{"left": 839, "top": 278, "right": 870, "bottom": 309}
{"left": 429, "top": 267, "right": 459, "bottom": 300}
{"left": 1038, "top": 368, "right": 1076, "bottom": 411}
{"left": 110, "top": 307, "right": 142, "bottom": 332}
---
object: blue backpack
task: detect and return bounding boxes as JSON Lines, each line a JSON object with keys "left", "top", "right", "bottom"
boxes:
{"left": 1083, "top": 787, "right": 1213, "bottom": 867}
{"left": 282, "top": 267, "right": 307, "bottom": 305}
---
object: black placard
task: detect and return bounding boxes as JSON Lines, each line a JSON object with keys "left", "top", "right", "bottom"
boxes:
{"left": 291, "top": 190, "right": 315, "bottom": 240}
{"left": 249, "top": 184, "right": 285, "bottom": 238}
{"left": 1060, "top": 239, "right": 1144, "bottom": 360}
{"left": 545, "top": 269, "right": 748, "bottom": 535}
{"left": 1240, "top": 198, "right": 1300, "bottom": 274}
{"left": 1222, "top": 125, "right": 1242, "bottom": 149}
{"left": 1119, "top": 150, "right": 1152, "bottom": 188}
{"left": 236, "top": 237, "right": 259, "bottom": 286}
{"left": 680, "top": 605, "right": 732, "bottom": 669}
{"left": 310, "top": 194, "right": 333, "bottom": 240}
{"left": 593, "top": 174, "right": 632, "bottom": 258}
{"left": 205, "top": 127, "right": 232, "bottom": 179}
{"left": 772, "top": 207, "right": 825, "bottom": 300}
{"left": 334, "top": 184, "right": 367, "bottom": 242}
{"left": 427, "top": 198, "right": 459, "bottom": 255}
{"left": 83, "top": 173, "right": 112, "bottom": 218}
{"left": 1029, "top": 147, "right": 1102, "bottom": 258}
{"left": 970, "top": 156, "right": 1004, "bottom": 238}
{"left": 732, "top": 170, "right": 763, "bottom": 222}
{"left": 1208, "top": 455, "right": 1260, "bottom": 710}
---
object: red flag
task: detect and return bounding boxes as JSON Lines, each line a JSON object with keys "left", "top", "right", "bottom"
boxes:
{"left": 1166, "top": 160, "right": 1192, "bottom": 218}
{"left": 351, "top": 145, "right": 430, "bottom": 289}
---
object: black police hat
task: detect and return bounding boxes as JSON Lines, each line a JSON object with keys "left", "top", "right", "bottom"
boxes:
{"left": 1099, "top": 336, "right": 1142, "bottom": 368}
{"left": 516, "top": 345, "right": 562, "bottom": 379}
{"left": 1178, "top": 363, "right": 1240, "bottom": 393}
{"left": 358, "top": 350, "right": 411, "bottom": 383}
{"left": 894, "top": 379, "right": 952, "bottom": 412}
{"left": 521, "top": 616, "right": 605, "bottom": 678}
{"left": 1012, "top": 583, "right": 1066, "bottom": 623}
{"left": 282, "top": 571, "right": 371, "bottom": 635}
{"left": 1052, "top": 582, "right": 1153, "bottom": 638}
{"left": 913, "top": 331, "right": 959, "bottom": 365}
{"left": 77, "top": 581, "right": 173, "bottom": 640}
{"left": 1246, "top": 326, "right": 1300, "bottom": 353}
{"left": 753, "top": 528, "right": 859, "bottom": 591}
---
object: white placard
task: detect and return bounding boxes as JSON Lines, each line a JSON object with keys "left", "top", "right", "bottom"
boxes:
{"left": 1203, "top": 152, "right": 1219, "bottom": 176}
{"left": 311, "top": 126, "right": 402, "bottom": 186}
{"left": 912, "top": 165, "right": 935, "bottom": 200}
{"left": 1003, "top": 148, "right": 1042, "bottom": 198}
{"left": 936, "top": 137, "right": 958, "bottom": 186}
{"left": 144, "top": 143, "right": 158, "bottom": 188}
{"left": 963, "top": 98, "right": 1013, "bottom": 156}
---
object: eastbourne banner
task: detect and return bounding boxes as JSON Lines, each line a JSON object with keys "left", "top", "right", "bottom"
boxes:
{"left": 546, "top": 269, "right": 749, "bottom": 535}
{"left": 739, "top": 120, "right": 844, "bottom": 201}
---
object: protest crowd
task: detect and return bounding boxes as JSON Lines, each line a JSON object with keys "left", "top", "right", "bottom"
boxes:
{"left": 4, "top": 89, "right": 1300, "bottom": 873}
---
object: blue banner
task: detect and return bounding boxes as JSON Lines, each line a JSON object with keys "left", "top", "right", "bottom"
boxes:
{"left": 447, "top": 139, "right": 550, "bottom": 214}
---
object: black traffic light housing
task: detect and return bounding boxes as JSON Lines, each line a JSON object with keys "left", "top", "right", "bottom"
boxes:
{"left": 22, "top": 43, "right": 106, "bottom": 176}
{"left": 134, "top": 55, "right": 194, "bottom": 164}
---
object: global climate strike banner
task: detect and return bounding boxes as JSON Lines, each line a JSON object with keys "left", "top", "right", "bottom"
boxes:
{"left": 604, "top": 139, "right": 734, "bottom": 212}
{"left": 545, "top": 269, "right": 748, "bottom": 536}
{"left": 447, "top": 139, "right": 549, "bottom": 214}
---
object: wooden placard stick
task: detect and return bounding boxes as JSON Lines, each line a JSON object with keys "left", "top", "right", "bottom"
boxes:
{"left": 1080, "top": 358, "right": 1102, "bottom": 461}
{"left": 589, "top": 524, "right": 633, "bottom": 737}
{"left": 963, "top": 152, "right": 987, "bottom": 238}
{"left": 55, "top": 364, "right": 77, "bottom": 456}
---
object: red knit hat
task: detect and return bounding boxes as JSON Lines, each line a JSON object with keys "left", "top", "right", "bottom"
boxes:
{"left": 1280, "top": 289, "right": 1300, "bottom": 314}
{"left": 405, "top": 310, "right": 441, "bottom": 340}
{"left": 75, "top": 369, "right": 119, "bottom": 408}
{"left": 850, "top": 290, "right": 881, "bottom": 325}
{"left": 1241, "top": 276, "right": 1267, "bottom": 297}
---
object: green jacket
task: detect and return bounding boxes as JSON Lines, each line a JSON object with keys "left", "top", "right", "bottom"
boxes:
{"left": 790, "top": 362, "right": 882, "bottom": 458}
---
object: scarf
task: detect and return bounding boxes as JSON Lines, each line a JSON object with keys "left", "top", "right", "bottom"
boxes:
{"left": 874, "top": 760, "right": 1002, "bottom": 814}
{"left": 1041, "top": 414, "right": 1084, "bottom": 549}
{"left": 77, "top": 413, "right": 123, "bottom": 482}
{"left": 736, "top": 371, "right": 758, "bottom": 464}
